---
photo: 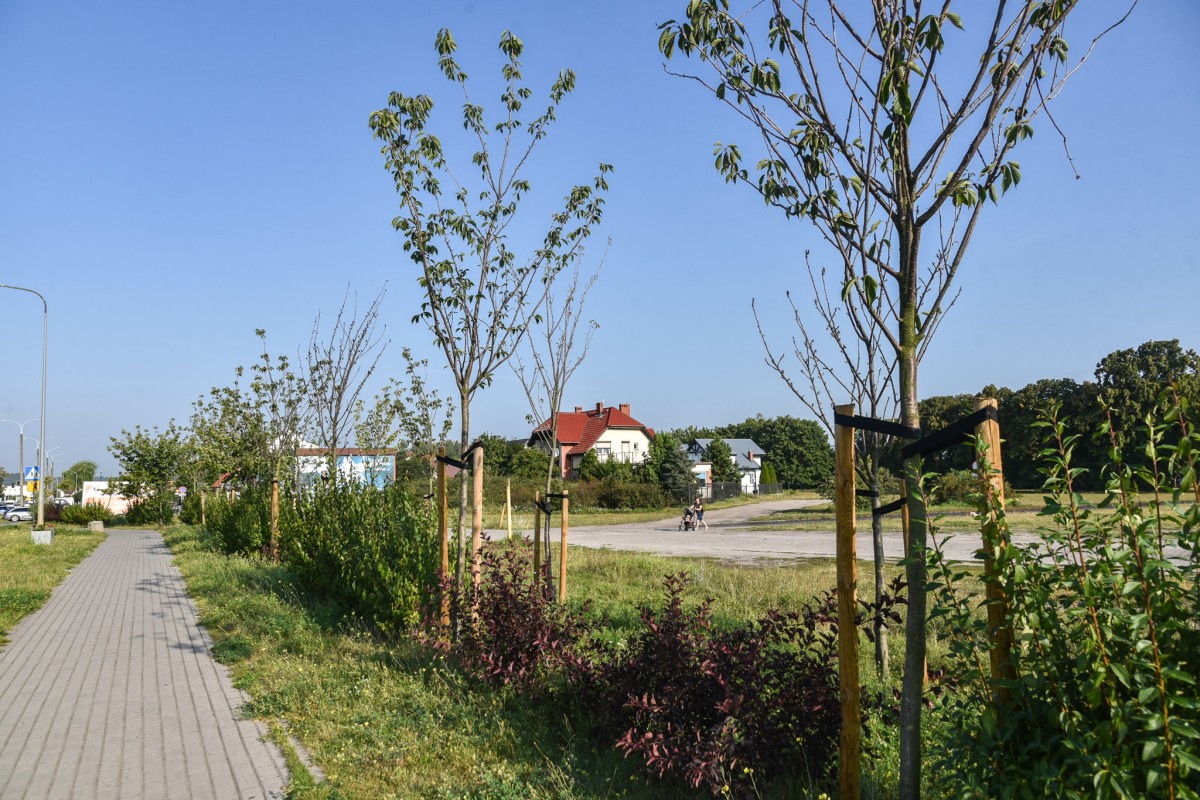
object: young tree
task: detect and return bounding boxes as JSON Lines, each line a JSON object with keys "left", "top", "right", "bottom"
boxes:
{"left": 108, "top": 422, "right": 190, "bottom": 524}
{"left": 753, "top": 261, "right": 900, "bottom": 678}
{"left": 658, "top": 2, "right": 1132, "bottom": 792}
{"left": 189, "top": 369, "right": 269, "bottom": 490}
{"left": 306, "top": 287, "right": 388, "bottom": 482}
{"left": 370, "top": 29, "right": 611, "bottom": 587}
{"left": 355, "top": 347, "right": 456, "bottom": 497}
{"left": 514, "top": 253, "right": 605, "bottom": 579}
{"left": 642, "top": 431, "right": 697, "bottom": 504}
{"left": 249, "top": 330, "right": 308, "bottom": 557}
{"left": 706, "top": 437, "right": 740, "bottom": 483}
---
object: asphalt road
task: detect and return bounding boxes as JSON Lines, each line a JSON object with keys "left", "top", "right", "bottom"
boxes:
{"left": 512, "top": 497, "right": 1002, "bottom": 564}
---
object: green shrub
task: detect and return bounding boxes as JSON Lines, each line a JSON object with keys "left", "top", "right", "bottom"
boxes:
{"left": 927, "top": 468, "right": 1016, "bottom": 506}
{"left": 929, "top": 399, "right": 1200, "bottom": 798}
{"left": 179, "top": 493, "right": 203, "bottom": 525}
{"left": 124, "top": 498, "right": 172, "bottom": 526}
{"left": 204, "top": 491, "right": 269, "bottom": 555}
{"left": 59, "top": 503, "right": 114, "bottom": 524}
{"left": 569, "top": 478, "right": 669, "bottom": 510}
{"left": 283, "top": 482, "right": 441, "bottom": 634}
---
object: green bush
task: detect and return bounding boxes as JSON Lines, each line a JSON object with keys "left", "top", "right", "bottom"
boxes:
{"left": 929, "top": 399, "right": 1200, "bottom": 798}
{"left": 283, "top": 482, "right": 441, "bottom": 634}
{"left": 569, "top": 478, "right": 669, "bottom": 510}
{"left": 58, "top": 503, "right": 114, "bottom": 524}
{"left": 204, "top": 491, "right": 270, "bottom": 555}
{"left": 124, "top": 498, "right": 173, "bottom": 526}
{"left": 179, "top": 493, "right": 203, "bottom": 525}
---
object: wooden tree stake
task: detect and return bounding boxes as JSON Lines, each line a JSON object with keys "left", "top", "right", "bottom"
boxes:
{"left": 975, "top": 396, "right": 1016, "bottom": 707}
{"left": 834, "top": 404, "right": 861, "bottom": 799}
{"left": 533, "top": 491, "right": 542, "bottom": 584}
{"left": 558, "top": 490, "right": 569, "bottom": 603}
{"left": 437, "top": 447, "right": 450, "bottom": 630}
{"left": 506, "top": 478, "right": 514, "bottom": 540}
{"left": 270, "top": 477, "right": 280, "bottom": 559}
{"left": 471, "top": 446, "right": 484, "bottom": 592}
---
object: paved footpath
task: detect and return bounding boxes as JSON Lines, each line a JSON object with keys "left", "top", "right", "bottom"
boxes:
{"left": 0, "top": 529, "right": 288, "bottom": 799}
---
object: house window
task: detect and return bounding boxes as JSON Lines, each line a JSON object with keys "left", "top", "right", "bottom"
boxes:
{"left": 595, "top": 446, "right": 611, "bottom": 460}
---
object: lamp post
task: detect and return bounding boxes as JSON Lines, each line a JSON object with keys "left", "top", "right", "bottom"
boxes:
{"left": 0, "top": 284, "right": 48, "bottom": 528}
{"left": 46, "top": 448, "right": 64, "bottom": 498}
{"left": 0, "top": 418, "right": 38, "bottom": 504}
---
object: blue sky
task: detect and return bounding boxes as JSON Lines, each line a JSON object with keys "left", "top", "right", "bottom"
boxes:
{"left": 1, "top": 1, "right": 1196, "bottom": 477}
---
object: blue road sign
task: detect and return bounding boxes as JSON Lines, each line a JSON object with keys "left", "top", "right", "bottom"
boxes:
{"left": 24, "top": 466, "right": 40, "bottom": 481}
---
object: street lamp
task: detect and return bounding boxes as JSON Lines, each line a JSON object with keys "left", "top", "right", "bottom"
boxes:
{"left": 0, "top": 284, "right": 48, "bottom": 528}
{"left": 0, "top": 418, "right": 38, "bottom": 504}
{"left": 46, "top": 448, "right": 64, "bottom": 496}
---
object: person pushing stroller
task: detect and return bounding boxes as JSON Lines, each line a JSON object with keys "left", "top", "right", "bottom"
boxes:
{"left": 690, "top": 497, "right": 709, "bottom": 530}
{"left": 679, "top": 505, "right": 696, "bottom": 531}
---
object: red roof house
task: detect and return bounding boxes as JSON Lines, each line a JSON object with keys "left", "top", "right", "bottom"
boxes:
{"left": 529, "top": 402, "right": 656, "bottom": 479}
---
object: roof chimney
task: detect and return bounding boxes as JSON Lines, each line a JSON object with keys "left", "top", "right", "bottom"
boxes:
{"left": 595, "top": 402, "right": 603, "bottom": 413}
{"left": 574, "top": 406, "right": 582, "bottom": 413}
{"left": 619, "top": 403, "right": 630, "bottom": 416}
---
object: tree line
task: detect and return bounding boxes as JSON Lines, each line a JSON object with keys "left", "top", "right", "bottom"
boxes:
{"left": 891, "top": 339, "right": 1199, "bottom": 489}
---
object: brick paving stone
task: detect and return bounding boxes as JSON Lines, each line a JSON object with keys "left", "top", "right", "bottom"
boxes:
{"left": 0, "top": 529, "right": 288, "bottom": 799}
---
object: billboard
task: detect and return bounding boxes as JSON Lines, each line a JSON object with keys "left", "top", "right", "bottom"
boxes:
{"left": 296, "top": 452, "right": 396, "bottom": 489}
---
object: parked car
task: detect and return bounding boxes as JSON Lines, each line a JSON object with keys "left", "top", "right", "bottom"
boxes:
{"left": 6, "top": 506, "right": 33, "bottom": 522}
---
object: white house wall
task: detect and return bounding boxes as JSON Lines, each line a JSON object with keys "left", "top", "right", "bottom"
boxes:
{"left": 590, "top": 429, "right": 653, "bottom": 464}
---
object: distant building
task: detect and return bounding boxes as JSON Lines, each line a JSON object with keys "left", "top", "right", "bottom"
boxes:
{"left": 81, "top": 481, "right": 133, "bottom": 514}
{"left": 687, "top": 439, "right": 766, "bottom": 494}
{"left": 295, "top": 445, "right": 397, "bottom": 488}
{"left": 529, "top": 402, "right": 655, "bottom": 480}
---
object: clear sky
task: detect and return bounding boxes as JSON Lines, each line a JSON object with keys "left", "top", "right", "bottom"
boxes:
{"left": 1, "top": 1, "right": 1197, "bottom": 477}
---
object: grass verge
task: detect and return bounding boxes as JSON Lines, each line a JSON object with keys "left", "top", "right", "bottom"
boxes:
{"left": 164, "top": 522, "right": 965, "bottom": 798}
{"left": 0, "top": 524, "right": 106, "bottom": 646}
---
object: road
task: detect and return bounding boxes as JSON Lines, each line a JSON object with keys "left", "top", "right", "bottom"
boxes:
{"left": 509, "top": 497, "right": 1001, "bottom": 564}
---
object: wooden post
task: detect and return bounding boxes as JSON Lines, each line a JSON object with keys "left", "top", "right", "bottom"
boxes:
{"left": 558, "top": 490, "right": 569, "bottom": 603}
{"left": 437, "top": 447, "right": 449, "bottom": 630}
{"left": 975, "top": 396, "right": 1015, "bottom": 707}
{"left": 506, "top": 478, "right": 514, "bottom": 540}
{"left": 200, "top": 491, "right": 206, "bottom": 527}
{"left": 533, "top": 491, "right": 542, "bottom": 585}
{"left": 270, "top": 477, "right": 280, "bottom": 559}
{"left": 471, "top": 446, "right": 484, "bottom": 592}
{"left": 834, "top": 404, "right": 861, "bottom": 800}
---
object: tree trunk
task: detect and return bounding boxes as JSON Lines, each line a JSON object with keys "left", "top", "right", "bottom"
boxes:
{"left": 897, "top": 220, "right": 928, "bottom": 800}
{"left": 456, "top": 392, "right": 469, "bottom": 589}
{"left": 869, "top": 458, "right": 889, "bottom": 684}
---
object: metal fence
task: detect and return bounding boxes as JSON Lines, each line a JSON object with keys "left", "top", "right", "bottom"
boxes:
{"left": 703, "top": 481, "right": 742, "bottom": 502}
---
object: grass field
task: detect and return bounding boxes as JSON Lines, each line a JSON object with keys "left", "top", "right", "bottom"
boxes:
{"left": 0, "top": 524, "right": 106, "bottom": 646}
{"left": 746, "top": 489, "right": 1113, "bottom": 532}
{"left": 164, "top": 522, "right": 963, "bottom": 798}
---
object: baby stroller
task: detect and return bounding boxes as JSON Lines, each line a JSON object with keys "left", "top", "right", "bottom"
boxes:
{"left": 679, "top": 507, "right": 696, "bottom": 531}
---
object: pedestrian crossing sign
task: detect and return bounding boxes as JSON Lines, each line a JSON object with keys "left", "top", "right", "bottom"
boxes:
{"left": 23, "top": 466, "right": 39, "bottom": 481}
